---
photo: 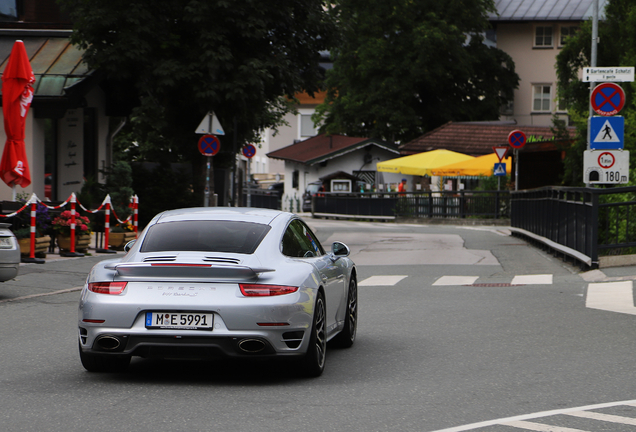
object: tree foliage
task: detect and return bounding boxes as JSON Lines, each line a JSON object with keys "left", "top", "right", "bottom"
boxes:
{"left": 556, "top": 0, "right": 636, "bottom": 186}
{"left": 58, "top": 0, "right": 337, "bottom": 197}
{"left": 314, "top": 0, "right": 519, "bottom": 143}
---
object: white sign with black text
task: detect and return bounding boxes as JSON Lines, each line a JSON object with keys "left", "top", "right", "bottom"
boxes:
{"left": 583, "top": 150, "right": 630, "bottom": 184}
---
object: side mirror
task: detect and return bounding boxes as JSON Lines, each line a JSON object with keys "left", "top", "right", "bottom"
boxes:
{"left": 124, "top": 240, "right": 136, "bottom": 253}
{"left": 331, "top": 241, "right": 350, "bottom": 258}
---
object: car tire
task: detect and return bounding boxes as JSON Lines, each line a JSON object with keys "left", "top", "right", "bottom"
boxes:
{"left": 300, "top": 291, "right": 327, "bottom": 377}
{"left": 333, "top": 277, "right": 357, "bottom": 348}
{"left": 79, "top": 342, "right": 130, "bottom": 373}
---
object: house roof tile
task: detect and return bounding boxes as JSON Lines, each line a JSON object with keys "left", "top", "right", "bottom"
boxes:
{"left": 267, "top": 134, "right": 399, "bottom": 165}
{"left": 399, "top": 121, "right": 576, "bottom": 155}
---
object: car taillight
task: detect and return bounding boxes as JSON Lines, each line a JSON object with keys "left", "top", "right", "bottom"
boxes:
{"left": 239, "top": 284, "right": 298, "bottom": 297}
{"left": 88, "top": 282, "right": 127, "bottom": 295}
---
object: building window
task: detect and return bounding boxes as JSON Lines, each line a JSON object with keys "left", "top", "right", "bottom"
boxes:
{"left": 533, "top": 85, "right": 552, "bottom": 112}
{"left": 300, "top": 114, "right": 318, "bottom": 137}
{"left": 560, "top": 26, "right": 579, "bottom": 46}
{"left": 534, "top": 26, "right": 553, "bottom": 47}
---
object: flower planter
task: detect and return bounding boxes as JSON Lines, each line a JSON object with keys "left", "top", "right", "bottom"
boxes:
{"left": 108, "top": 231, "right": 136, "bottom": 250}
{"left": 57, "top": 233, "right": 91, "bottom": 253}
{"left": 18, "top": 235, "right": 51, "bottom": 256}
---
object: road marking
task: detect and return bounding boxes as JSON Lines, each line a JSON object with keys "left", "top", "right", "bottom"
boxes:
{"left": 565, "top": 409, "right": 636, "bottom": 425}
{"left": 586, "top": 280, "right": 636, "bottom": 315}
{"left": 427, "top": 399, "right": 636, "bottom": 432}
{"left": 433, "top": 276, "right": 479, "bottom": 286}
{"left": 358, "top": 275, "right": 407, "bottom": 286}
{"left": 511, "top": 274, "right": 553, "bottom": 285}
{"left": 501, "top": 420, "right": 586, "bottom": 431}
{"left": 0, "top": 286, "right": 82, "bottom": 304}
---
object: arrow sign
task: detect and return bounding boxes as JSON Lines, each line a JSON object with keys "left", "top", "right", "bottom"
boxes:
{"left": 590, "top": 116, "right": 624, "bottom": 150}
{"left": 195, "top": 112, "right": 225, "bottom": 135}
{"left": 492, "top": 146, "right": 509, "bottom": 162}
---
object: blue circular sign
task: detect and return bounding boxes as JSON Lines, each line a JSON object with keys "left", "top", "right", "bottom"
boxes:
{"left": 591, "top": 83, "right": 625, "bottom": 116}
{"left": 508, "top": 130, "right": 527, "bottom": 149}
{"left": 198, "top": 135, "right": 220, "bottom": 156}
{"left": 242, "top": 144, "right": 256, "bottom": 159}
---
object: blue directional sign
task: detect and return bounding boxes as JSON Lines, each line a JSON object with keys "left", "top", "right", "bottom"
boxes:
{"left": 590, "top": 116, "right": 624, "bottom": 150}
{"left": 494, "top": 163, "right": 506, "bottom": 176}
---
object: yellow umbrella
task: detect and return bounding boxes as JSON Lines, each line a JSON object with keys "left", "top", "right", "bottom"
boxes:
{"left": 431, "top": 153, "right": 512, "bottom": 177}
{"left": 376, "top": 149, "right": 474, "bottom": 176}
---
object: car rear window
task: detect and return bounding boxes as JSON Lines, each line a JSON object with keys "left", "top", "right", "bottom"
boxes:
{"left": 140, "top": 220, "right": 271, "bottom": 254}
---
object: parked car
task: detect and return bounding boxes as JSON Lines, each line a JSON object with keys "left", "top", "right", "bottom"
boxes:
{"left": 0, "top": 223, "right": 19, "bottom": 281}
{"left": 78, "top": 207, "right": 357, "bottom": 376}
{"left": 267, "top": 182, "right": 284, "bottom": 197}
{"left": 302, "top": 181, "right": 323, "bottom": 213}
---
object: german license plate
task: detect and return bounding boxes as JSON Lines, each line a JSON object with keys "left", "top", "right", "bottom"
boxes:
{"left": 145, "top": 312, "right": 213, "bottom": 330}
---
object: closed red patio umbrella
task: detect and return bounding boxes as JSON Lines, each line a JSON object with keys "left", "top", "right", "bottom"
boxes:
{"left": 1, "top": 40, "right": 35, "bottom": 198}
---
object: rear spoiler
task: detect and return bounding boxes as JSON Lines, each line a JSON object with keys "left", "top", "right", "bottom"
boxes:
{"left": 104, "top": 262, "right": 275, "bottom": 282}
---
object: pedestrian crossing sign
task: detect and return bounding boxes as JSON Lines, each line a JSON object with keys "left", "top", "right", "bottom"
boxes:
{"left": 589, "top": 116, "right": 624, "bottom": 150}
{"left": 494, "top": 163, "right": 506, "bottom": 176}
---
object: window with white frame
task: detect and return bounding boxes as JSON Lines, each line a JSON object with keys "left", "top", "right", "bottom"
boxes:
{"left": 533, "top": 85, "right": 552, "bottom": 112}
{"left": 534, "top": 26, "right": 553, "bottom": 47}
{"left": 300, "top": 114, "right": 318, "bottom": 137}
{"left": 559, "top": 26, "right": 578, "bottom": 46}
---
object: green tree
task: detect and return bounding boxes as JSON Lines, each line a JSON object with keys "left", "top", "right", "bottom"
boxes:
{"left": 556, "top": 0, "right": 636, "bottom": 186}
{"left": 314, "top": 0, "right": 519, "bottom": 143}
{"left": 58, "top": 0, "right": 337, "bottom": 201}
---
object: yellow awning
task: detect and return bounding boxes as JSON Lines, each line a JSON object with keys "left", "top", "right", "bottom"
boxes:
{"left": 376, "top": 149, "right": 474, "bottom": 176}
{"left": 431, "top": 153, "right": 512, "bottom": 177}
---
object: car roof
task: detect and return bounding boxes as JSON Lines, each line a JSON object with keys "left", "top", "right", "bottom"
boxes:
{"left": 153, "top": 207, "right": 290, "bottom": 226}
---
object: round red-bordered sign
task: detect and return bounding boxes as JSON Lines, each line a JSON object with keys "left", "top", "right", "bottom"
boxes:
{"left": 508, "top": 130, "right": 527, "bottom": 149}
{"left": 198, "top": 134, "right": 220, "bottom": 156}
{"left": 591, "top": 83, "right": 626, "bottom": 116}
{"left": 597, "top": 152, "right": 616, "bottom": 169}
{"left": 242, "top": 144, "right": 256, "bottom": 159}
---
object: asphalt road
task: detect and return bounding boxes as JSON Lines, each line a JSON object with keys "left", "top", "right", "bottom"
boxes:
{"left": 1, "top": 219, "right": 636, "bottom": 432}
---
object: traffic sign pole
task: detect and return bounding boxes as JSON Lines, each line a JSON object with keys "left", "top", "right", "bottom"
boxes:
{"left": 508, "top": 130, "right": 526, "bottom": 191}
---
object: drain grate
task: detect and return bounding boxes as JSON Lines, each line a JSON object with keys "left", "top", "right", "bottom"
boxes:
{"left": 470, "top": 283, "right": 524, "bottom": 287}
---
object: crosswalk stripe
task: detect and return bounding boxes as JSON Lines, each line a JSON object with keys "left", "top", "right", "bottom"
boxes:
{"left": 565, "top": 409, "right": 636, "bottom": 425}
{"left": 511, "top": 274, "right": 553, "bottom": 285}
{"left": 358, "top": 275, "right": 407, "bottom": 286}
{"left": 586, "top": 281, "right": 636, "bottom": 315}
{"left": 433, "top": 276, "right": 479, "bottom": 286}
{"left": 501, "top": 420, "right": 587, "bottom": 431}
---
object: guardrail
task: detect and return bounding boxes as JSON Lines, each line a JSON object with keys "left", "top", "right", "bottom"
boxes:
{"left": 310, "top": 190, "right": 510, "bottom": 220}
{"left": 510, "top": 186, "right": 636, "bottom": 268}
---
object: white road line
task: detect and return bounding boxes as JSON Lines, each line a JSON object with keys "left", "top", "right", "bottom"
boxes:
{"left": 565, "top": 409, "right": 636, "bottom": 425}
{"left": 501, "top": 420, "right": 587, "bottom": 431}
{"left": 426, "top": 399, "right": 636, "bottom": 432}
{"left": 586, "top": 281, "right": 636, "bottom": 315}
{"left": 511, "top": 274, "right": 553, "bottom": 285}
{"left": 432, "top": 276, "right": 479, "bottom": 286}
{"left": 358, "top": 275, "right": 407, "bottom": 286}
{"left": 0, "top": 287, "right": 82, "bottom": 304}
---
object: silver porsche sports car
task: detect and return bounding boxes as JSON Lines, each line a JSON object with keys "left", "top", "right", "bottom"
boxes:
{"left": 78, "top": 208, "right": 357, "bottom": 377}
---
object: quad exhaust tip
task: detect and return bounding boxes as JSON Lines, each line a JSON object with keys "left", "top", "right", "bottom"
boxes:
{"left": 238, "top": 339, "right": 266, "bottom": 353}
